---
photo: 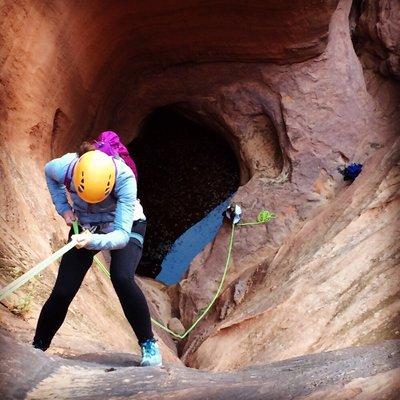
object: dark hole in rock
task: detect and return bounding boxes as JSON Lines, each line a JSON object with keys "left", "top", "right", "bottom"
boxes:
{"left": 349, "top": 0, "right": 363, "bottom": 54}
{"left": 128, "top": 106, "right": 240, "bottom": 279}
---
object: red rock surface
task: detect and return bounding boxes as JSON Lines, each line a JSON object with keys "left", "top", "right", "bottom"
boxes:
{"left": 0, "top": 0, "right": 399, "bottom": 398}
{"left": 169, "top": 0, "right": 399, "bottom": 370}
{"left": 353, "top": 0, "right": 400, "bottom": 79}
{"left": 1, "top": 329, "right": 400, "bottom": 400}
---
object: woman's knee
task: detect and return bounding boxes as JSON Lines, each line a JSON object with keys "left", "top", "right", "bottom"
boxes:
{"left": 110, "top": 268, "right": 133, "bottom": 290}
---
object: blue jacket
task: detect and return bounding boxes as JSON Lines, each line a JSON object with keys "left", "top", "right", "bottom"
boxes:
{"left": 45, "top": 152, "right": 139, "bottom": 250}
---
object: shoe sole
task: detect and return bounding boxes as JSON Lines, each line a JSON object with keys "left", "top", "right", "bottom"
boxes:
{"left": 140, "top": 362, "right": 162, "bottom": 367}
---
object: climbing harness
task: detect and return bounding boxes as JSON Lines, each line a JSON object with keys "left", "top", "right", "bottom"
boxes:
{"left": 0, "top": 208, "right": 276, "bottom": 340}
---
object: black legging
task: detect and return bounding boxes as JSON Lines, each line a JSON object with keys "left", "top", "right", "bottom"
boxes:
{"left": 33, "top": 220, "right": 153, "bottom": 349}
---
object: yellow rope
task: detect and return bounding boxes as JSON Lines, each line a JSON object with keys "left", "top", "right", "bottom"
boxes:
{"left": 0, "top": 239, "right": 78, "bottom": 301}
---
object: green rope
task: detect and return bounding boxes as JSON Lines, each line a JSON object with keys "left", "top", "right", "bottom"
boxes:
{"left": 89, "top": 223, "right": 236, "bottom": 339}
{"left": 0, "top": 210, "right": 275, "bottom": 340}
{"left": 91, "top": 209, "right": 275, "bottom": 339}
{"left": 238, "top": 209, "right": 276, "bottom": 226}
{"left": 176, "top": 222, "right": 236, "bottom": 339}
{"left": 71, "top": 220, "right": 79, "bottom": 235}
{"left": 257, "top": 209, "right": 276, "bottom": 223}
{"left": 94, "top": 256, "right": 110, "bottom": 277}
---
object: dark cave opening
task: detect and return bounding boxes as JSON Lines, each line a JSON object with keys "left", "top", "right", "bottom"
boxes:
{"left": 128, "top": 106, "right": 240, "bottom": 279}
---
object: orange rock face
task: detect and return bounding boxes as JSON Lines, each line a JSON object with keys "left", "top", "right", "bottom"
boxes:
{"left": 0, "top": 2, "right": 399, "bottom": 397}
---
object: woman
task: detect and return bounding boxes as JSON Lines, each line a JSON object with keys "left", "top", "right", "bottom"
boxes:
{"left": 32, "top": 138, "right": 162, "bottom": 367}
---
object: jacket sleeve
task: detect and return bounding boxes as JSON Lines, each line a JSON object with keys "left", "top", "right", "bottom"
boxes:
{"left": 45, "top": 158, "right": 73, "bottom": 216}
{"left": 86, "top": 168, "right": 136, "bottom": 250}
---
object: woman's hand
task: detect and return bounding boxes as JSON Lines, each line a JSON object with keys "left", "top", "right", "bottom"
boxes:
{"left": 71, "top": 231, "right": 92, "bottom": 249}
{"left": 62, "top": 210, "right": 76, "bottom": 226}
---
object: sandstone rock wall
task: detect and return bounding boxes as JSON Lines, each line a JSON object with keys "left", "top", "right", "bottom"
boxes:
{"left": 176, "top": 0, "right": 400, "bottom": 370}
{"left": 352, "top": 0, "right": 400, "bottom": 79}
{"left": 2, "top": 328, "right": 399, "bottom": 400}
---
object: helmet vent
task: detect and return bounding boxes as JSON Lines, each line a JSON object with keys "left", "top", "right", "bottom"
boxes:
{"left": 78, "top": 185, "right": 84, "bottom": 193}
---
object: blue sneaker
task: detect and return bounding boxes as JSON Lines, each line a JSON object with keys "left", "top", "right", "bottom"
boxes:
{"left": 140, "top": 339, "right": 162, "bottom": 367}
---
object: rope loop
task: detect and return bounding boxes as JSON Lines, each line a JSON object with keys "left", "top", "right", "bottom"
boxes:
{"left": 257, "top": 209, "right": 276, "bottom": 223}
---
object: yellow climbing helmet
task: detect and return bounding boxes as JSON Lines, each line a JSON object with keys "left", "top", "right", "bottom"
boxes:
{"left": 72, "top": 150, "right": 116, "bottom": 203}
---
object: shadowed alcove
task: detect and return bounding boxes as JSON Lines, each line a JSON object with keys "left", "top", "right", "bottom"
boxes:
{"left": 128, "top": 106, "right": 240, "bottom": 278}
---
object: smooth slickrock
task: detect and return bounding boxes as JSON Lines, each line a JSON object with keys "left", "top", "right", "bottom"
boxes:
{"left": 1, "top": 329, "right": 399, "bottom": 400}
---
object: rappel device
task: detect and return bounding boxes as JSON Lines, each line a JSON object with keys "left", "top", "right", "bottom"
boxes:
{"left": 223, "top": 203, "right": 242, "bottom": 224}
